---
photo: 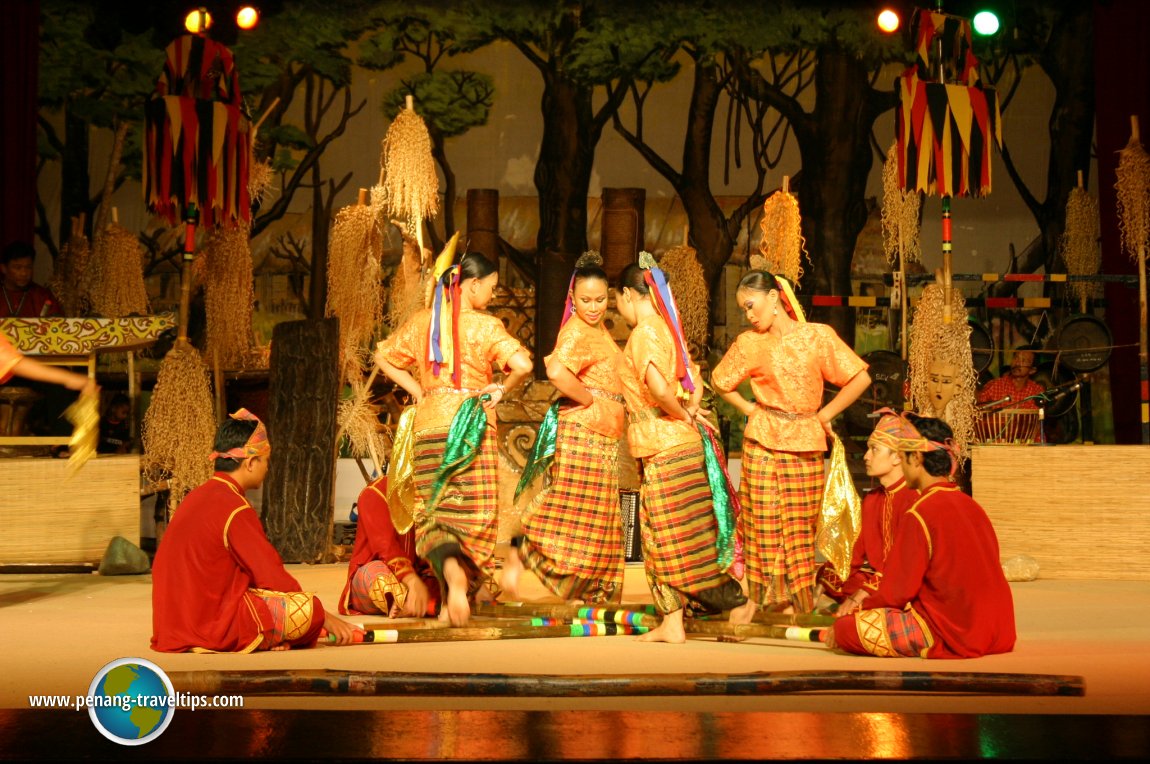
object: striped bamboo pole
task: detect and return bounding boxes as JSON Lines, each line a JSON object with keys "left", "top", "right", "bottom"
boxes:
{"left": 321, "top": 622, "right": 647, "bottom": 645}
{"left": 170, "top": 669, "right": 1086, "bottom": 699}
{"left": 475, "top": 602, "right": 658, "bottom": 622}
{"left": 683, "top": 621, "right": 826, "bottom": 643}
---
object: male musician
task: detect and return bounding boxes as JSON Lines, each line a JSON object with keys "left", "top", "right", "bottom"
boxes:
{"left": 828, "top": 413, "right": 1016, "bottom": 658}
{"left": 977, "top": 349, "right": 1045, "bottom": 412}
{"left": 1, "top": 242, "right": 61, "bottom": 318}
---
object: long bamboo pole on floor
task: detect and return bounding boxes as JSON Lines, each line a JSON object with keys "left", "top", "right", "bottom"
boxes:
{"left": 323, "top": 622, "right": 647, "bottom": 645}
{"left": 169, "top": 669, "right": 1086, "bottom": 698}
{"left": 474, "top": 602, "right": 834, "bottom": 628}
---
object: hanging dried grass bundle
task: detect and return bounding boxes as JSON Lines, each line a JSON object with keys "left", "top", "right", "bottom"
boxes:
{"left": 657, "top": 245, "right": 709, "bottom": 359}
{"left": 326, "top": 190, "right": 385, "bottom": 382}
{"left": 907, "top": 283, "right": 977, "bottom": 461}
{"left": 50, "top": 218, "right": 92, "bottom": 316}
{"left": 1060, "top": 186, "right": 1102, "bottom": 304}
{"left": 202, "top": 222, "right": 256, "bottom": 370}
{"left": 336, "top": 374, "right": 392, "bottom": 472}
{"left": 758, "top": 187, "right": 807, "bottom": 286}
{"left": 380, "top": 104, "right": 439, "bottom": 247}
{"left": 881, "top": 141, "right": 922, "bottom": 266}
{"left": 1115, "top": 133, "right": 1150, "bottom": 263}
{"left": 247, "top": 158, "right": 275, "bottom": 208}
{"left": 142, "top": 341, "right": 217, "bottom": 507}
{"left": 386, "top": 221, "right": 431, "bottom": 333}
{"left": 88, "top": 223, "right": 150, "bottom": 317}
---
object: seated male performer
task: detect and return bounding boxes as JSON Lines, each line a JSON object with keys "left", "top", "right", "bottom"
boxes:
{"left": 339, "top": 475, "right": 438, "bottom": 618}
{"left": 817, "top": 409, "right": 919, "bottom": 614}
{"left": 151, "top": 410, "right": 356, "bottom": 652}
{"left": 829, "top": 413, "right": 1016, "bottom": 658}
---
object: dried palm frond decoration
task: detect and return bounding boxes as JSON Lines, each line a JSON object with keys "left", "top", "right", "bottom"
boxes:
{"left": 89, "top": 221, "right": 150, "bottom": 317}
{"left": 380, "top": 96, "right": 439, "bottom": 255}
{"left": 142, "top": 340, "right": 217, "bottom": 507}
{"left": 657, "top": 244, "right": 709, "bottom": 360}
{"left": 50, "top": 215, "right": 92, "bottom": 316}
{"left": 327, "top": 188, "right": 386, "bottom": 382}
{"left": 907, "top": 283, "right": 977, "bottom": 461}
{"left": 1060, "top": 181, "right": 1102, "bottom": 308}
{"left": 202, "top": 222, "right": 256, "bottom": 370}
{"left": 881, "top": 140, "right": 922, "bottom": 267}
{"left": 757, "top": 177, "right": 807, "bottom": 286}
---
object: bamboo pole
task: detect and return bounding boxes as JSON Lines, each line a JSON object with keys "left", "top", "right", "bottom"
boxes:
{"left": 322, "top": 622, "right": 647, "bottom": 645}
{"left": 683, "top": 621, "right": 825, "bottom": 643}
{"left": 474, "top": 601, "right": 834, "bottom": 628}
{"left": 169, "top": 669, "right": 1086, "bottom": 699}
{"left": 941, "top": 195, "right": 953, "bottom": 323}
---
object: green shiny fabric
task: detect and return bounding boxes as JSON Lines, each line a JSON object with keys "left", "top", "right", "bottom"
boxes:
{"left": 426, "top": 394, "right": 492, "bottom": 513}
{"left": 698, "top": 424, "right": 738, "bottom": 574}
{"left": 513, "top": 401, "right": 560, "bottom": 501}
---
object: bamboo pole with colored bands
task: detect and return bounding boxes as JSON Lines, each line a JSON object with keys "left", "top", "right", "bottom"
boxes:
{"left": 321, "top": 622, "right": 648, "bottom": 645}
{"left": 683, "top": 621, "right": 827, "bottom": 643}
{"left": 475, "top": 601, "right": 659, "bottom": 621}
{"left": 170, "top": 669, "right": 1086, "bottom": 699}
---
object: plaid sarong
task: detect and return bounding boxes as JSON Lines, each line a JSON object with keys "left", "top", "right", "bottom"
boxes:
{"left": 249, "top": 588, "right": 321, "bottom": 650}
{"left": 640, "top": 440, "right": 744, "bottom": 614}
{"left": 844, "top": 607, "right": 930, "bottom": 657}
{"left": 739, "top": 440, "right": 825, "bottom": 611}
{"left": 412, "top": 425, "right": 500, "bottom": 600}
{"left": 520, "top": 421, "right": 624, "bottom": 604}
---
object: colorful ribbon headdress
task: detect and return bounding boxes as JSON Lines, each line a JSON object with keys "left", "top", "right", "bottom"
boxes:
{"left": 427, "top": 232, "right": 462, "bottom": 386}
{"left": 870, "top": 407, "right": 958, "bottom": 477}
{"left": 209, "top": 408, "right": 270, "bottom": 460}
{"left": 639, "top": 251, "right": 696, "bottom": 398}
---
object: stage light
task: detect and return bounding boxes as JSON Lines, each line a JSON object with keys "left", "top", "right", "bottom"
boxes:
{"left": 972, "top": 9, "right": 1000, "bottom": 36}
{"left": 236, "top": 6, "right": 260, "bottom": 30}
{"left": 185, "top": 7, "right": 212, "bottom": 34}
{"left": 877, "top": 8, "right": 901, "bottom": 34}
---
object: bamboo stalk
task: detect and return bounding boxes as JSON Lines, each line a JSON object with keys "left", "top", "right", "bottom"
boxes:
{"left": 475, "top": 601, "right": 658, "bottom": 622}
{"left": 169, "top": 669, "right": 1086, "bottom": 698}
{"left": 683, "top": 620, "right": 826, "bottom": 643}
{"left": 1139, "top": 242, "right": 1148, "bottom": 444}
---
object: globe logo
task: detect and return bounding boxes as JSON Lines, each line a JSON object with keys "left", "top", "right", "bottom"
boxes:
{"left": 87, "top": 658, "right": 175, "bottom": 745}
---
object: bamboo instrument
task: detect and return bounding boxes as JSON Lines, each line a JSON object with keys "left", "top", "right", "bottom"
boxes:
{"left": 169, "top": 669, "right": 1086, "bottom": 698}
{"left": 321, "top": 622, "right": 647, "bottom": 645}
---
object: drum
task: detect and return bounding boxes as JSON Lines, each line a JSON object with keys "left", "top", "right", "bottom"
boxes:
{"left": 0, "top": 386, "right": 43, "bottom": 437}
{"left": 974, "top": 408, "right": 1041, "bottom": 444}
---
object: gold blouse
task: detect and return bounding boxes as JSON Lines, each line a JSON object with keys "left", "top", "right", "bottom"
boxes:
{"left": 545, "top": 317, "right": 624, "bottom": 439}
{"left": 712, "top": 323, "right": 867, "bottom": 453}
{"left": 376, "top": 308, "right": 526, "bottom": 431}
{"left": 618, "top": 314, "right": 698, "bottom": 458}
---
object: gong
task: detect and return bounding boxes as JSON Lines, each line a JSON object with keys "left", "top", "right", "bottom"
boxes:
{"left": 969, "top": 320, "right": 994, "bottom": 374}
{"left": 1053, "top": 315, "right": 1112, "bottom": 373}
{"left": 841, "top": 350, "right": 907, "bottom": 438}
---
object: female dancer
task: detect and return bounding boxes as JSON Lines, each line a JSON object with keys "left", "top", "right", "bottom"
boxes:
{"left": 616, "top": 257, "right": 746, "bottom": 643}
{"left": 502, "top": 252, "right": 625, "bottom": 604}
{"left": 375, "top": 251, "right": 532, "bottom": 626}
{"left": 712, "top": 270, "right": 870, "bottom": 619}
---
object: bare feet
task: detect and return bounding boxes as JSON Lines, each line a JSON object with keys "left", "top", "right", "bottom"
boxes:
{"left": 501, "top": 545, "right": 524, "bottom": 601}
{"left": 728, "top": 600, "right": 757, "bottom": 625}
{"left": 442, "top": 557, "right": 471, "bottom": 627}
{"left": 637, "top": 609, "right": 686, "bottom": 644}
{"left": 269, "top": 644, "right": 291, "bottom": 652}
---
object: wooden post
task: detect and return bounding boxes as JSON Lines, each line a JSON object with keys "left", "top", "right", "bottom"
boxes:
{"left": 941, "top": 195, "right": 953, "bottom": 323}
{"left": 1133, "top": 116, "right": 1149, "bottom": 444}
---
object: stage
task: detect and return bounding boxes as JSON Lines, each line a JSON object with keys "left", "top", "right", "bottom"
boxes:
{"left": 1, "top": 558, "right": 1148, "bottom": 759}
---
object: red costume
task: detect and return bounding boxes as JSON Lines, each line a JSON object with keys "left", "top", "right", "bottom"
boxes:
{"left": 833, "top": 482, "right": 1016, "bottom": 659}
{"left": 339, "top": 476, "right": 439, "bottom": 616}
{"left": 820, "top": 478, "right": 919, "bottom": 602}
{"left": 151, "top": 473, "right": 325, "bottom": 653}
{"left": 1, "top": 283, "right": 61, "bottom": 318}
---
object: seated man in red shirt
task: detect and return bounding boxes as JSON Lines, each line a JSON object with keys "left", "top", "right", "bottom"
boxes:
{"left": 340, "top": 475, "right": 438, "bottom": 618}
{"left": 829, "top": 412, "right": 1016, "bottom": 659}
{"left": 1, "top": 242, "right": 62, "bottom": 318}
{"left": 977, "top": 348, "right": 1045, "bottom": 412}
{"left": 151, "top": 410, "right": 356, "bottom": 652}
{"left": 817, "top": 409, "right": 919, "bottom": 613}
